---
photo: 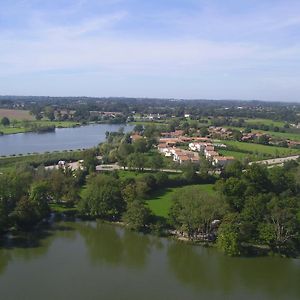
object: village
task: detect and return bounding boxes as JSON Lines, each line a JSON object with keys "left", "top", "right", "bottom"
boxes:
{"left": 156, "top": 129, "right": 234, "bottom": 168}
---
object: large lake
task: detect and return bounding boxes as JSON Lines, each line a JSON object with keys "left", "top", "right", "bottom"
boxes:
{"left": 0, "top": 124, "right": 133, "bottom": 156}
{"left": 0, "top": 221, "right": 299, "bottom": 300}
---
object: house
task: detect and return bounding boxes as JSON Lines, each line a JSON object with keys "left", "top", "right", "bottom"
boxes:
{"left": 130, "top": 134, "right": 143, "bottom": 142}
{"left": 172, "top": 148, "right": 200, "bottom": 164}
{"left": 212, "top": 156, "right": 235, "bottom": 167}
{"left": 205, "top": 150, "right": 219, "bottom": 160}
{"left": 157, "top": 143, "right": 172, "bottom": 156}
{"left": 189, "top": 142, "right": 206, "bottom": 152}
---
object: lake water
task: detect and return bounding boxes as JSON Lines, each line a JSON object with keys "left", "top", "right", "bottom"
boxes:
{"left": 0, "top": 221, "right": 299, "bottom": 300}
{"left": 0, "top": 124, "right": 133, "bottom": 156}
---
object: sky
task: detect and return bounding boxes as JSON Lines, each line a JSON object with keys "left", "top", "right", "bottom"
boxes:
{"left": 0, "top": 0, "right": 300, "bottom": 101}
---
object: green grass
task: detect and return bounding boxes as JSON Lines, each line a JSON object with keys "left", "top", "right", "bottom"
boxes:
{"left": 146, "top": 184, "right": 215, "bottom": 218}
{"left": 50, "top": 203, "right": 77, "bottom": 214}
{"left": 223, "top": 140, "right": 300, "bottom": 157}
{"left": 218, "top": 149, "right": 249, "bottom": 160}
{"left": 0, "top": 126, "right": 27, "bottom": 134}
{"left": 128, "top": 121, "right": 167, "bottom": 126}
{"left": 117, "top": 170, "right": 159, "bottom": 180}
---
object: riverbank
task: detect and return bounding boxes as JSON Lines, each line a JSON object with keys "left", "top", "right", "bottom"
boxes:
{"left": 0, "top": 120, "right": 80, "bottom": 135}
{"left": 0, "top": 123, "right": 134, "bottom": 156}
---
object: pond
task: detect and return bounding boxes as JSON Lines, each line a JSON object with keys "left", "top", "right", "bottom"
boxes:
{"left": 0, "top": 124, "right": 134, "bottom": 156}
{"left": 0, "top": 221, "right": 299, "bottom": 300}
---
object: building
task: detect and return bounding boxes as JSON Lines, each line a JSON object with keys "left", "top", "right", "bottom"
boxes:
{"left": 212, "top": 156, "right": 235, "bottom": 167}
{"left": 130, "top": 134, "right": 143, "bottom": 142}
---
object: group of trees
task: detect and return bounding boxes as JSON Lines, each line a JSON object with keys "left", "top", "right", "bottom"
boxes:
{"left": 169, "top": 187, "right": 226, "bottom": 241}
{"left": 216, "top": 162, "right": 300, "bottom": 256}
{"left": 167, "top": 161, "right": 300, "bottom": 257}
{"left": 78, "top": 172, "right": 167, "bottom": 231}
{"left": 0, "top": 167, "right": 82, "bottom": 231}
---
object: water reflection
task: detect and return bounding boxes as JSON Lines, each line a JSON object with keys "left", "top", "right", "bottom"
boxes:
{"left": 0, "top": 223, "right": 76, "bottom": 275}
{"left": 76, "top": 221, "right": 151, "bottom": 269}
{"left": 0, "top": 221, "right": 299, "bottom": 300}
{"left": 167, "top": 242, "right": 300, "bottom": 299}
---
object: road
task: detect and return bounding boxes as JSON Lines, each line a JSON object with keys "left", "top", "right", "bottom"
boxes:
{"left": 249, "top": 155, "right": 300, "bottom": 166}
{"left": 96, "top": 164, "right": 183, "bottom": 173}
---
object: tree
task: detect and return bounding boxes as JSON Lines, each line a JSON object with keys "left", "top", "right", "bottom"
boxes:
{"left": 127, "top": 153, "right": 146, "bottom": 171}
{"left": 133, "top": 124, "right": 143, "bottom": 133}
{"left": 44, "top": 106, "right": 55, "bottom": 121}
{"left": 149, "top": 153, "right": 163, "bottom": 170}
{"left": 259, "top": 196, "right": 299, "bottom": 254}
{"left": 30, "top": 107, "right": 43, "bottom": 120}
{"left": 218, "top": 177, "right": 247, "bottom": 212}
{"left": 29, "top": 181, "right": 51, "bottom": 220}
{"left": 12, "top": 196, "right": 37, "bottom": 229}
{"left": 223, "top": 160, "right": 243, "bottom": 178}
{"left": 12, "top": 181, "right": 50, "bottom": 229}
{"left": 133, "top": 138, "right": 148, "bottom": 153}
{"left": 199, "top": 127, "right": 209, "bottom": 137}
{"left": 217, "top": 213, "right": 241, "bottom": 256}
{"left": 182, "top": 162, "right": 197, "bottom": 183}
{"left": 1, "top": 117, "right": 10, "bottom": 126}
{"left": 0, "top": 171, "right": 32, "bottom": 231}
{"left": 83, "top": 149, "right": 98, "bottom": 173}
{"left": 117, "top": 143, "right": 134, "bottom": 168}
{"left": 123, "top": 200, "right": 151, "bottom": 231}
{"left": 169, "top": 187, "right": 226, "bottom": 240}
{"left": 243, "top": 164, "right": 271, "bottom": 196}
{"left": 78, "top": 175, "right": 125, "bottom": 220}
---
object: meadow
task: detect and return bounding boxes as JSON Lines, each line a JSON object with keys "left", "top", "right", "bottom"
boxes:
{"left": 146, "top": 184, "right": 215, "bottom": 218}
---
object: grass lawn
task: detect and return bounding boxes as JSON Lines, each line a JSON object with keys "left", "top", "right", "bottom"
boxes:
{"left": 222, "top": 140, "right": 300, "bottom": 157}
{"left": 146, "top": 184, "right": 215, "bottom": 218}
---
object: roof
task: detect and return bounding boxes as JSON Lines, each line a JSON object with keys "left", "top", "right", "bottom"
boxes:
{"left": 214, "top": 156, "right": 235, "bottom": 161}
{"left": 131, "top": 134, "right": 143, "bottom": 141}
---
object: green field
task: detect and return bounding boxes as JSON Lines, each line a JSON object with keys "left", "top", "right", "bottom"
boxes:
{"left": 146, "top": 184, "right": 215, "bottom": 218}
{"left": 252, "top": 130, "right": 300, "bottom": 141}
{"left": 222, "top": 140, "right": 300, "bottom": 157}
{"left": 244, "top": 118, "right": 286, "bottom": 127}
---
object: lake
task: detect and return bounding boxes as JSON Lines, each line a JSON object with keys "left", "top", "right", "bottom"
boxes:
{"left": 0, "top": 220, "right": 299, "bottom": 300}
{"left": 0, "top": 124, "right": 134, "bottom": 156}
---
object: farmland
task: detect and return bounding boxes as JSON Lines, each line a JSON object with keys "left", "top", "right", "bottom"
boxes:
{"left": 0, "top": 109, "right": 34, "bottom": 121}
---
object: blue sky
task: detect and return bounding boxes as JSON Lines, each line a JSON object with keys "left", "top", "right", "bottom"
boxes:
{"left": 0, "top": 0, "right": 300, "bottom": 101}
